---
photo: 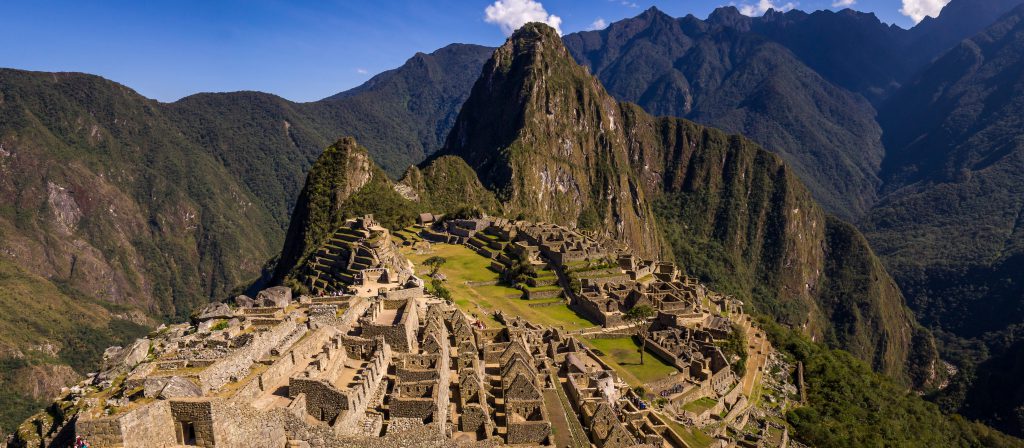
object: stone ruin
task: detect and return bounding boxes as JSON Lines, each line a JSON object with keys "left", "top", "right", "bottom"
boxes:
{"left": 37, "top": 214, "right": 789, "bottom": 448}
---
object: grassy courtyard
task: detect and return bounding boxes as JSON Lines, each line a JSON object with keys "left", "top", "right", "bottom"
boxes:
{"left": 583, "top": 337, "right": 678, "bottom": 386}
{"left": 403, "top": 243, "right": 595, "bottom": 330}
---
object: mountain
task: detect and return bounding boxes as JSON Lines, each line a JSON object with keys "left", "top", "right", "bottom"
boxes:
{"left": 562, "top": 7, "right": 885, "bottom": 220}
{"left": 746, "top": 8, "right": 912, "bottom": 101}
{"left": 429, "top": 22, "right": 932, "bottom": 385}
{"left": 906, "top": 0, "right": 1024, "bottom": 70}
{"left": 166, "top": 43, "right": 494, "bottom": 228}
{"left": 0, "top": 68, "right": 271, "bottom": 434}
{"left": 866, "top": 5, "right": 1024, "bottom": 435}
{"left": 870, "top": 4, "right": 1024, "bottom": 338}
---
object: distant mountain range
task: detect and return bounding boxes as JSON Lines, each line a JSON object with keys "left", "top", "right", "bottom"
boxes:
{"left": 3, "top": 0, "right": 1024, "bottom": 439}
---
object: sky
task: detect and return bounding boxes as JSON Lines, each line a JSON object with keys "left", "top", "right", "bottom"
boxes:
{"left": 0, "top": 0, "right": 949, "bottom": 103}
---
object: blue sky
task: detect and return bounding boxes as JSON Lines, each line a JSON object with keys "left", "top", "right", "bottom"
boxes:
{"left": 0, "top": 0, "right": 943, "bottom": 103}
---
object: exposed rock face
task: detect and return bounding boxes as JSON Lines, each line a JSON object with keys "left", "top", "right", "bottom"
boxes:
{"left": 234, "top": 294, "right": 256, "bottom": 308}
{"left": 191, "top": 302, "right": 234, "bottom": 322}
{"left": 438, "top": 23, "right": 664, "bottom": 258}
{"left": 12, "top": 364, "right": 80, "bottom": 401}
{"left": 429, "top": 23, "right": 931, "bottom": 385}
{"left": 99, "top": 338, "right": 150, "bottom": 381}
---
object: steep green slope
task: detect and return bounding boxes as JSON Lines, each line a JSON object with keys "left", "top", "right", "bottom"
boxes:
{"left": 0, "top": 68, "right": 275, "bottom": 433}
{"left": 0, "top": 260, "right": 150, "bottom": 437}
{"left": 434, "top": 23, "right": 929, "bottom": 385}
{"left": 0, "top": 69, "right": 276, "bottom": 318}
{"left": 562, "top": 7, "right": 884, "bottom": 220}
{"left": 868, "top": 6, "right": 1024, "bottom": 435}
{"left": 764, "top": 320, "right": 1024, "bottom": 447}
{"left": 870, "top": 6, "right": 1024, "bottom": 338}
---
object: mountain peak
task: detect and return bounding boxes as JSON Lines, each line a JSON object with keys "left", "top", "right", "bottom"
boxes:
{"left": 707, "top": 6, "right": 752, "bottom": 29}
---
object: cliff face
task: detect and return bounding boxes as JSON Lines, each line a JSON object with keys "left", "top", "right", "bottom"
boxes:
{"left": 438, "top": 24, "right": 665, "bottom": 258}
{"left": 430, "top": 23, "right": 929, "bottom": 384}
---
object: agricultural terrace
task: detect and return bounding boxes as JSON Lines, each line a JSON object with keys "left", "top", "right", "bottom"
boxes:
{"left": 402, "top": 243, "right": 595, "bottom": 330}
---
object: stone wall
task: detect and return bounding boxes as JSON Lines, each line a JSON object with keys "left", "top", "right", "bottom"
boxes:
{"left": 197, "top": 316, "right": 300, "bottom": 393}
{"left": 75, "top": 416, "right": 123, "bottom": 447}
{"left": 385, "top": 286, "right": 424, "bottom": 300}
{"left": 362, "top": 300, "right": 418, "bottom": 352}
{"left": 169, "top": 400, "right": 216, "bottom": 447}
{"left": 290, "top": 377, "right": 348, "bottom": 422}
{"left": 120, "top": 400, "right": 176, "bottom": 447}
{"left": 76, "top": 400, "right": 178, "bottom": 448}
{"left": 212, "top": 402, "right": 287, "bottom": 448}
{"left": 331, "top": 339, "right": 392, "bottom": 432}
{"left": 524, "top": 288, "right": 562, "bottom": 300}
{"left": 234, "top": 327, "right": 336, "bottom": 401}
{"left": 507, "top": 420, "right": 550, "bottom": 445}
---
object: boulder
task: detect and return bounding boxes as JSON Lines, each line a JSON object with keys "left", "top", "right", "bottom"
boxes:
{"left": 192, "top": 302, "right": 234, "bottom": 322}
{"left": 257, "top": 286, "right": 292, "bottom": 307}
{"left": 234, "top": 294, "right": 256, "bottom": 308}
{"left": 143, "top": 377, "right": 170, "bottom": 398}
{"left": 159, "top": 376, "right": 202, "bottom": 399}
{"left": 98, "top": 338, "right": 150, "bottom": 380}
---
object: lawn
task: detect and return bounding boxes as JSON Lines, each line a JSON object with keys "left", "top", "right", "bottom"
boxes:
{"left": 682, "top": 396, "right": 718, "bottom": 414}
{"left": 659, "top": 412, "right": 715, "bottom": 448}
{"left": 583, "top": 337, "right": 678, "bottom": 386}
{"left": 403, "top": 243, "right": 595, "bottom": 330}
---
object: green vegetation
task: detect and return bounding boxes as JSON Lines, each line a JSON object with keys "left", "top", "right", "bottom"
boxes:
{"left": 583, "top": 337, "right": 677, "bottom": 386}
{"left": 682, "top": 397, "right": 718, "bottom": 414}
{"left": 423, "top": 256, "right": 447, "bottom": 275}
{"left": 624, "top": 305, "right": 655, "bottom": 365}
{"left": 0, "top": 358, "right": 48, "bottom": 437}
{"left": 717, "top": 324, "right": 748, "bottom": 377}
{"left": 563, "top": 8, "right": 885, "bottom": 220}
{"left": 761, "top": 319, "right": 1024, "bottom": 447}
{"left": 428, "top": 278, "right": 453, "bottom": 303}
{"left": 403, "top": 243, "right": 593, "bottom": 330}
{"left": 0, "top": 259, "right": 151, "bottom": 435}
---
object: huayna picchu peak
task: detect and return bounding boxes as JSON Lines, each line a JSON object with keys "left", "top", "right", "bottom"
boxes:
{"left": 6, "top": 1, "right": 1024, "bottom": 447}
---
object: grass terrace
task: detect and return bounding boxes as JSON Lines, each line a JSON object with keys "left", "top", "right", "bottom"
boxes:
{"left": 682, "top": 396, "right": 718, "bottom": 414}
{"left": 583, "top": 337, "right": 678, "bottom": 386}
{"left": 403, "top": 243, "right": 594, "bottom": 330}
{"left": 660, "top": 412, "right": 715, "bottom": 448}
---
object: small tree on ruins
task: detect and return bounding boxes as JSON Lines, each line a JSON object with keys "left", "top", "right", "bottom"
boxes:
{"left": 625, "top": 305, "right": 656, "bottom": 365}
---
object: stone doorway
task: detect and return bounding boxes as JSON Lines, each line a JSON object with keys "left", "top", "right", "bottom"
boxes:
{"left": 176, "top": 420, "right": 197, "bottom": 446}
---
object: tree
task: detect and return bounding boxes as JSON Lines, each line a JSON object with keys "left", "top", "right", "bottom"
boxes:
{"left": 423, "top": 256, "right": 447, "bottom": 275}
{"left": 430, "top": 278, "right": 452, "bottom": 303}
{"left": 625, "top": 305, "right": 656, "bottom": 365}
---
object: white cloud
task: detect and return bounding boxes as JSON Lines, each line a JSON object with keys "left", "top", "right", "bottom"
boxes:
{"left": 900, "top": 0, "right": 950, "bottom": 24}
{"left": 621, "top": 1, "right": 638, "bottom": 7}
{"left": 832, "top": 0, "right": 855, "bottom": 7}
{"left": 738, "top": 0, "right": 796, "bottom": 16}
{"left": 355, "top": 68, "right": 368, "bottom": 75}
{"left": 588, "top": 18, "right": 608, "bottom": 30}
{"left": 484, "top": 0, "right": 563, "bottom": 36}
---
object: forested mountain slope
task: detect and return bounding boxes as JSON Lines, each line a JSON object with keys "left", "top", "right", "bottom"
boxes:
{"left": 867, "top": 5, "right": 1024, "bottom": 436}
